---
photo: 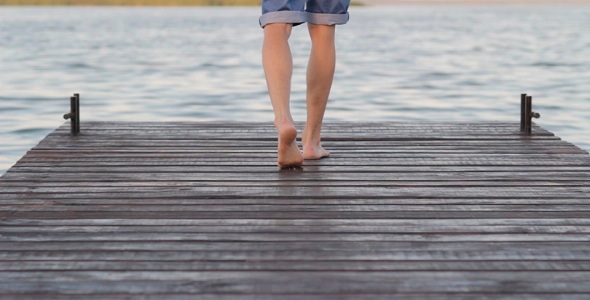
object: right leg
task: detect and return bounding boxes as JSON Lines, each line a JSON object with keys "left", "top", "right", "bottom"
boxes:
{"left": 302, "top": 23, "right": 336, "bottom": 160}
{"left": 262, "top": 23, "right": 303, "bottom": 168}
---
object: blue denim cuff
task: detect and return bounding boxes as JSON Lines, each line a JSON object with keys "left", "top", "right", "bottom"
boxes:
{"left": 259, "top": 11, "right": 307, "bottom": 28}
{"left": 307, "top": 12, "right": 349, "bottom": 25}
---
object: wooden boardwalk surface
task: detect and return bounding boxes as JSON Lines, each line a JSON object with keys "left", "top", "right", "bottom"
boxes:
{"left": 1, "top": 121, "right": 590, "bottom": 298}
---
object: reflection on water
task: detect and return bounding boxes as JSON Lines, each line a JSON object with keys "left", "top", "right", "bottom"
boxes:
{"left": 1, "top": 6, "right": 589, "bottom": 174}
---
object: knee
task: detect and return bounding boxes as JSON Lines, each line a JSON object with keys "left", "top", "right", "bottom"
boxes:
{"left": 308, "top": 24, "right": 335, "bottom": 41}
{"left": 264, "top": 23, "right": 293, "bottom": 39}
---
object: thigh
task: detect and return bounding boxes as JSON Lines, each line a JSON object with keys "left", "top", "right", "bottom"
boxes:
{"left": 305, "top": 0, "right": 350, "bottom": 26}
{"left": 262, "top": 0, "right": 306, "bottom": 14}
{"left": 260, "top": 0, "right": 308, "bottom": 27}
{"left": 305, "top": 0, "right": 350, "bottom": 14}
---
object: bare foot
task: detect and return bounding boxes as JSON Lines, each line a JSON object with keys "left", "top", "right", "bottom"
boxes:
{"left": 303, "top": 143, "right": 330, "bottom": 160}
{"left": 302, "top": 127, "right": 330, "bottom": 160}
{"left": 277, "top": 123, "right": 303, "bottom": 168}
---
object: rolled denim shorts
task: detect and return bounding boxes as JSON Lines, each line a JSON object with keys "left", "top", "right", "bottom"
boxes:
{"left": 260, "top": 0, "right": 350, "bottom": 28}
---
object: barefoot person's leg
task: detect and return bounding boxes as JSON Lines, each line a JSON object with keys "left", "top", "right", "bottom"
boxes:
{"left": 262, "top": 23, "right": 303, "bottom": 168}
{"left": 302, "top": 23, "right": 335, "bottom": 160}
{"left": 302, "top": 0, "right": 350, "bottom": 160}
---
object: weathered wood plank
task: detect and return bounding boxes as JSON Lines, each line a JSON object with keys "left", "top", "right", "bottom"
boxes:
{"left": 7, "top": 166, "right": 590, "bottom": 175}
{"left": 2, "top": 198, "right": 590, "bottom": 206}
{"left": 1, "top": 180, "right": 589, "bottom": 188}
{"left": 11, "top": 156, "right": 590, "bottom": 165}
{"left": 51, "top": 121, "right": 547, "bottom": 128}
{"left": 1, "top": 271, "right": 590, "bottom": 293}
{"left": 3, "top": 170, "right": 590, "bottom": 181}
{"left": 1, "top": 294, "right": 586, "bottom": 300}
{"left": 14, "top": 161, "right": 590, "bottom": 173}
{"left": 0, "top": 240, "right": 587, "bottom": 251}
{"left": 38, "top": 140, "right": 562, "bottom": 148}
{"left": 3, "top": 204, "right": 590, "bottom": 213}
{"left": 1, "top": 232, "right": 590, "bottom": 242}
{"left": 2, "top": 180, "right": 590, "bottom": 189}
{"left": 2, "top": 224, "right": 590, "bottom": 234}
{"left": 4, "top": 218, "right": 590, "bottom": 226}
{"left": 4, "top": 211, "right": 588, "bottom": 220}
{"left": 1, "top": 247, "right": 589, "bottom": 259}
{"left": 2, "top": 260, "right": 590, "bottom": 271}
{"left": 2, "top": 186, "right": 589, "bottom": 199}
{"left": 46, "top": 127, "right": 557, "bottom": 135}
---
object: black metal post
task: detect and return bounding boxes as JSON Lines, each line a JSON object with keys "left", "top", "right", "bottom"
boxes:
{"left": 63, "top": 93, "right": 80, "bottom": 136}
{"left": 74, "top": 93, "right": 80, "bottom": 134}
{"left": 524, "top": 95, "right": 532, "bottom": 135}
{"left": 520, "top": 94, "right": 540, "bottom": 136}
{"left": 520, "top": 93, "right": 527, "bottom": 132}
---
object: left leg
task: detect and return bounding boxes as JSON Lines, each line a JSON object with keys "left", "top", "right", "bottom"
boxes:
{"left": 262, "top": 23, "right": 303, "bottom": 168}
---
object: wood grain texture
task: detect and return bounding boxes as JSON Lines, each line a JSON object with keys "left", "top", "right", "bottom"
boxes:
{"left": 1, "top": 121, "right": 589, "bottom": 297}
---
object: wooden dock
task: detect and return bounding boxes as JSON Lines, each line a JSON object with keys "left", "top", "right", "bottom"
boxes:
{"left": 1, "top": 121, "right": 590, "bottom": 298}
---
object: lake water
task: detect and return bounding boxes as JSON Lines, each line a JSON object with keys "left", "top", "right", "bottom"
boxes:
{"left": 1, "top": 5, "right": 589, "bottom": 174}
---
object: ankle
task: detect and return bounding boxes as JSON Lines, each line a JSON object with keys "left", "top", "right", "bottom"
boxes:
{"left": 275, "top": 118, "right": 295, "bottom": 129}
{"left": 302, "top": 128, "right": 321, "bottom": 144}
{"left": 303, "top": 135, "right": 321, "bottom": 147}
